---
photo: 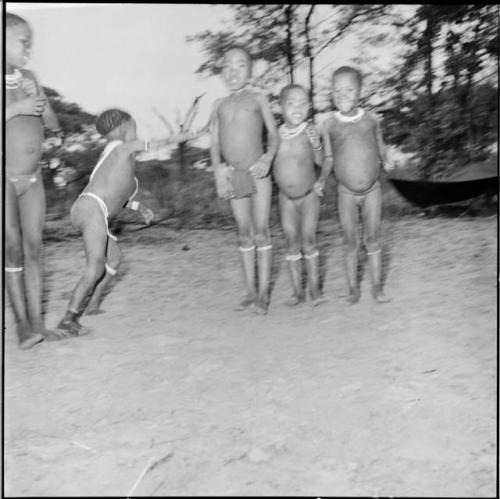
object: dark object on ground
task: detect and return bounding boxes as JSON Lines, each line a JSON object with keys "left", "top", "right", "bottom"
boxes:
{"left": 389, "top": 157, "right": 498, "bottom": 208}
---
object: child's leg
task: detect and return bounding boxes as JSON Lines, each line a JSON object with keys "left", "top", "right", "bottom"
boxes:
{"left": 56, "top": 201, "right": 108, "bottom": 336}
{"left": 279, "top": 193, "right": 304, "bottom": 306}
{"left": 301, "top": 192, "right": 326, "bottom": 305}
{"left": 17, "top": 177, "right": 52, "bottom": 337}
{"left": 338, "top": 187, "right": 361, "bottom": 303}
{"left": 85, "top": 237, "right": 122, "bottom": 315}
{"left": 230, "top": 197, "right": 257, "bottom": 309}
{"left": 5, "top": 181, "right": 43, "bottom": 349}
{"left": 252, "top": 176, "right": 273, "bottom": 314}
{"left": 362, "top": 183, "right": 391, "bottom": 303}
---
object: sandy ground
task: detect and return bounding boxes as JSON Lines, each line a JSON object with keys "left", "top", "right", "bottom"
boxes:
{"left": 3, "top": 215, "right": 497, "bottom": 497}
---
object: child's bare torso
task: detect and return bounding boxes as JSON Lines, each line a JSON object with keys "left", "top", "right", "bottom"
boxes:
{"left": 5, "top": 72, "right": 43, "bottom": 175}
{"left": 217, "top": 90, "right": 264, "bottom": 170}
{"left": 274, "top": 129, "right": 316, "bottom": 198}
{"left": 325, "top": 112, "right": 381, "bottom": 192}
{"left": 84, "top": 143, "right": 137, "bottom": 218}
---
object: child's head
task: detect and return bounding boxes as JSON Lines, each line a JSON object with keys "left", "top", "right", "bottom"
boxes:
{"left": 6, "top": 13, "right": 33, "bottom": 70}
{"left": 331, "top": 66, "right": 363, "bottom": 114}
{"left": 279, "top": 84, "right": 310, "bottom": 127}
{"left": 96, "top": 109, "right": 136, "bottom": 141}
{"left": 221, "top": 45, "right": 253, "bottom": 92}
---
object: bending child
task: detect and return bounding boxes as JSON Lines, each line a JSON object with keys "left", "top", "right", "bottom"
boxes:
{"left": 56, "top": 109, "right": 158, "bottom": 337}
{"left": 5, "top": 12, "right": 63, "bottom": 349}
{"left": 210, "top": 45, "right": 280, "bottom": 314}
{"left": 317, "top": 66, "right": 391, "bottom": 304}
{"left": 273, "top": 84, "right": 327, "bottom": 307}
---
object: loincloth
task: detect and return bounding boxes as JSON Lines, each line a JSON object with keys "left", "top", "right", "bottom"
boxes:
{"left": 71, "top": 192, "right": 118, "bottom": 241}
{"left": 8, "top": 166, "right": 42, "bottom": 197}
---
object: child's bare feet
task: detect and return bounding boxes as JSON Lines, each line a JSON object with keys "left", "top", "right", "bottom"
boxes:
{"left": 346, "top": 288, "right": 360, "bottom": 304}
{"left": 52, "top": 318, "right": 91, "bottom": 340}
{"left": 234, "top": 294, "right": 256, "bottom": 311}
{"left": 84, "top": 308, "right": 106, "bottom": 316}
{"left": 310, "top": 293, "right": 328, "bottom": 307}
{"left": 372, "top": 288, "right": 391, "bottom": 303}
{"left": 17, "top": 324, "right": 44, "bottom": 350}
{"left": 284, "top": 293, "right": 305, "bottom": 307}
{"left": 251, "top": 298, "right": 268, "bottom": 315}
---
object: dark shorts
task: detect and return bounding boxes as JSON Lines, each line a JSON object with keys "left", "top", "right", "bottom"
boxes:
{"left": 228, "top": 167, "right": 256, "bottom": 199}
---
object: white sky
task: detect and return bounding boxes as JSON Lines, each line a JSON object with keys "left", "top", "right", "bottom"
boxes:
{"left": 7, "top": 3, "right": 417, "bottom": 143}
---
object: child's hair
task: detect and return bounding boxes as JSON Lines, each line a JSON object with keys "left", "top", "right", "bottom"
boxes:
{"left": 223, "top": 44, "right": 253, "bottom": 64}
{"left": 279, "top": 84, "right": 309, "bottom": 103}
{"left": 332, "top": 66, "right": 363, "bottom": 87}
{"left": 6, "top": 12, "right": 29, "bottom": 28}
{"left": 96, "top": 109, "right": 132, "bottom": 137}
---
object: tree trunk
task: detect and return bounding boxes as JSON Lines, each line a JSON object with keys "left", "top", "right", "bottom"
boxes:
{"left": 305, "top": 5, "right": 316, "bottom": 120}
{"left": 285, "top": 4, "right": 295, "bottom": 83}
{"left": 422, "top": 10, "right": 435, "bottom": 109}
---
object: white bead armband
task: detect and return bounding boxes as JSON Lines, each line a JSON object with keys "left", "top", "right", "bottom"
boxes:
{"left": 130, "top": 200, "right": 140, "bottom": 211}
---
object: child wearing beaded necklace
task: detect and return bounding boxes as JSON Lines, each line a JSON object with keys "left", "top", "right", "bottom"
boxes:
{"left": 273, "top": 84, "right": 327, "bottom": 306}
{"left": 209, "top": 45, "right": 280, "bottom": 315}
{"left": 318, "top": 66, "right": 391, "bottom": 304}
{"left": 5, "top": 12, "right": 62, "bottom": 349}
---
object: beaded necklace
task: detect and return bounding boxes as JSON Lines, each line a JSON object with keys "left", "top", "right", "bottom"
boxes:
{"left": 334, "top": 108, "right": 364, "bottom": 123}
{"left": 279, "top": 121, "right": 308, "bottom": 139}
{"left": 5, "top": 68, "right": 23, "bottom": 89}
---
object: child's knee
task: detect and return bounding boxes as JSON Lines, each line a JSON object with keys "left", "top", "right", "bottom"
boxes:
{"left": 86, "top": 259, "right": 106, "bottom": 281}
{"left": 344, "top": 234, "right": 359, "bottom": 252}
{"left": 5, "top": 238, "right": 24, "bottom": 267}
{"left": 364, "top": 234, "right": 380, "bottom": 253}
{"left": 255, "top": 227, "right": 270, "bottom": 247}
{"left": 301, "top": 235, "right": 317, "bottom": 255}
{"left": 23, "top": 238, "right": 43, "bottom": 262}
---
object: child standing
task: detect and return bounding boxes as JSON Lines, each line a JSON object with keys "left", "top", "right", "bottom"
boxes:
{"left": 317, "top": 66, "right": 391, "bottom": 304}
{"left": 210, "top": 46, "right": 280, "bottom": 315}
{"left": 273, "top": 84, "right": 327, "bottom": 306}
{"left": 5, "top": 13, "right": 63, "bottom": 348}
{"left": 55, "top": 109, "right": 155, "bottom": 336}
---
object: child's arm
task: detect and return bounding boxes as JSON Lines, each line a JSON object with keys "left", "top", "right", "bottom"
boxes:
{"left": 209, "top": 99, "right": 234, "bottom": 199}
{"left": 306, "top": 123, "right": 324, "bottom": 166}
{"left": 249, "top": 93, "right": 280, "bottom": 178}
{"left": 21, "top": 70, "right": 61, "bottom": 132}
{"left": 374, "top": 116, "right": 393, "bottom": 171}
{"left": 125, "top": 198, "right": 154, "bottom": 225}
{"left": 314, "top": 121, "right": 334, "bottom": 197}
{"left": 39, "top": 86, "right": 61, "bottom": 132}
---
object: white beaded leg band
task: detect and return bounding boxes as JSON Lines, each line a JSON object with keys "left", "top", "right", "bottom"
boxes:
{"left": 366, "top": 249, "right": 381, "bottom": 256}
{"left": 5, "top": 266, "right": 23, "bottom": 272}
{"left": 105, "top": 263, "right": 117, "bottom": 276}
{"left": 285, "top": 253, "right": 302, "bottom": 262}
{"left": 304, "top": 250, "right": 319, "bottom": 259}
{"left": 239, "top": 245, "right": 256, "bottom": 252}
{"left": 257, "top": 245, "right": 272, "bottom": 252}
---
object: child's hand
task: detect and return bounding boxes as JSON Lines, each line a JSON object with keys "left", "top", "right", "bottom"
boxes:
{"left": 314, "top": 178, "right": 325, "bottom": 197}
{"left": 215, "top": 164, "right": 234, "bottom": 200}
{"left": 249, "top": 156, "right": 271, "bottom": 178}
{"left": 139, "top": 205, "right": 154, "bottom": 225}
{"left": 15, "top": 96, "right": 46, "bottom": 116}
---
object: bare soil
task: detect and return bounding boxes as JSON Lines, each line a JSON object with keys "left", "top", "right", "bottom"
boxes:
{"left": 4, "top": 215, "right": 497, "bottom": 497}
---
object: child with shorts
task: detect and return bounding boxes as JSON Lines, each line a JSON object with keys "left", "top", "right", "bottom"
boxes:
{"left": 317, "top": 66, "right": 391, "bottom": 304}
{"left": 5, "top": 12, "right": 63, "bottom": 348}
{"left": 273, "top": 84, "right": 327, "bottom": 306}
{"left": 55, "top": 109, "right": 159, "bottom": 336}
{"left": 210, "top": 45, "right": 280, "bottom": 315}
